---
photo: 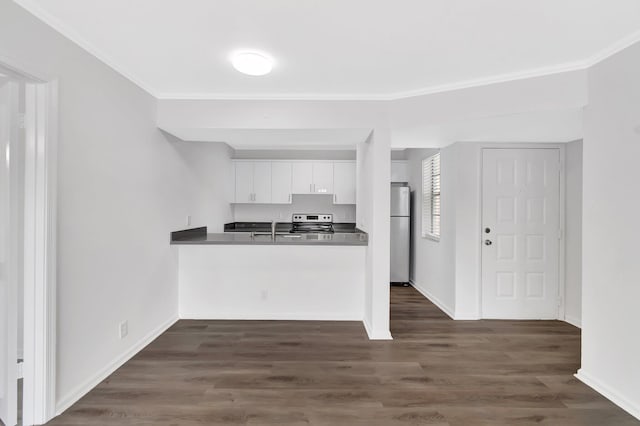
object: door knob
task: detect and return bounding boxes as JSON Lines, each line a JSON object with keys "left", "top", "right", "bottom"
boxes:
{"left": 485, "top": 227, "right": 491, "bottom": 234}
{"left": 484, "top": 240, "right": 493, "bottom": 246}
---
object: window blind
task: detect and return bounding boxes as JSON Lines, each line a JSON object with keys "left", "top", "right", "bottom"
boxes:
{"left": 422, "top": 153, "right": 441, "bottom": 238}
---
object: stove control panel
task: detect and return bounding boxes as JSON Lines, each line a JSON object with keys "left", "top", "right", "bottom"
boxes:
{"left": 292, "top": 214, "right": 333, "bottom": 223}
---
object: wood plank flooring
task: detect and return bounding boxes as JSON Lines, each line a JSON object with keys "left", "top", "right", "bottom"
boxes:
{"left": 47, "top": 286, "right": 639, "bottom": 425}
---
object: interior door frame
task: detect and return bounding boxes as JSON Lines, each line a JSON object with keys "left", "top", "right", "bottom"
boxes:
{"left": 0, "top": 53, "right": 58, "bottom": 425}
{"left": 478, "top": 143, "right": 566, "bottom": 320}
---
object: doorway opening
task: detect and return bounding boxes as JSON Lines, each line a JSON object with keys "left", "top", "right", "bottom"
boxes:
{"left": 0, "top": 58, "right": 57, "bottom": 426}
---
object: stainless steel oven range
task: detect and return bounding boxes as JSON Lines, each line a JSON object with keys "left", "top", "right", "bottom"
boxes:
{"left": 291, "top": 214, "right": 334, "bottom": 234}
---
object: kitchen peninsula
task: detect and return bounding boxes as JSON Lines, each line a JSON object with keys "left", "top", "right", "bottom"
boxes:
{"left": 171, "top": 224, "right": 368, "bottom": 321}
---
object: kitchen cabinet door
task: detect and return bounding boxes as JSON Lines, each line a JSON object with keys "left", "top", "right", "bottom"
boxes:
{"left": 333, "top": 162, "right": 356, "bottom": 204}
{"left": 253, "top": 162, "right": 272, "bottom": 203}
{"left": 391, "top": 160, "right": 409, "bottom": 182}
{"left": 292, "top": 162, "right": 313, "bottom": 194}
{"left": 234, "top": 162, "right": 254, "bottom": 203}
{"left": 271, "top": 162, "right": 292, "bottom": 204}
{"left": 312, "top": 162, "right": 334, "bottom": 194}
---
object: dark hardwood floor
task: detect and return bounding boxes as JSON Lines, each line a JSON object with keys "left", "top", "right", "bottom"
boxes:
{"left": 47, "top": 286, "right": 639, "bottom": 425}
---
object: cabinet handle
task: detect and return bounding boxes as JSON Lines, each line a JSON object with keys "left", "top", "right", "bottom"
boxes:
{"left": 334, "top": 194, "right": 337, "bottom": 203}
{"left": 309, "top": 183, "right": 313, "bottom": 193}
{"left": 288, "top": 194, "right": 291, "bottom": 203}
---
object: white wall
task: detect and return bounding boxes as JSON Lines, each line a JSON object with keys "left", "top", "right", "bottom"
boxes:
{"left": 578, "top": 41, "right": 640, "bottom": 419}
{"left": 357, "top": 130, "right": 391, "bottom": 339}
{"left": 172, "top": 141, "right": 234, "bottom": 232}
{"left": 0, "top": 1, "right": 203, "bottom": 414}
{"left": 564, "top": 140, "right": 582, "bottom": 328}
{"left": 390, "top": 70, "right": 588, "bottom": 148}
{"left": 406, "top": 147, "right": 456, "bottom": 316}
{"left": 407, "top": 142, "right": 581, "bottom": 322}
{"left": 178, "top": 245, "right": 365, "bottom": 320}
{"left": 234, "top": 194, "right": 356, "bottom": 223}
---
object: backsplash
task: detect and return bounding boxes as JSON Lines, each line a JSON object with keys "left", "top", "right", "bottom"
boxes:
{"left": 233, "top": 194, "right": 356, "bottom": 222}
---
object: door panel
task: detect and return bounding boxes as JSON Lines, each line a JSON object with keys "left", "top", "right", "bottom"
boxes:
{"left": 390, "top": 217, "right": 410, "bottom": 282}
{"left": 482, "top": 149, "right": 560, "bottom": 319}
{"left": 390, "top": 185, "right": 410, "bottom": 217}
{"left": 292, "top": 162, "right": 313, "bottom": 194}
{"left": 271, "top": 162, "right": 292, "bottom": 204}
{"left": 234, "top": 162, "right": 253, "bottom": 203}
{"left": 0, "top": 80, "right": 18, "bottom": 426}
{"left": 333, "top": 162, "right": 356, "bottom": 204}
{"left": 312, "top": 162, "right": 333, "bottom": 194}
{"left": 252, "top": 162, "right": 272, "bottom": 204}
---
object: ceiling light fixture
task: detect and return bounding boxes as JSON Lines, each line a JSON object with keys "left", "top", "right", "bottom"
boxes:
{"left": 231, "top": 51, "right": 273, "bottom": 76}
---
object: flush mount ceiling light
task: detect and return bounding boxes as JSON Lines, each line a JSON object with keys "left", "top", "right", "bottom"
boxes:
{"left": 231, "top": 51, "right": 274, "bottom": 76}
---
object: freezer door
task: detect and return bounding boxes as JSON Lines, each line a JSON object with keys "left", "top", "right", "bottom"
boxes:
{"left": 390, "top": 185, "right": 410, "bottom": 217}
{"left": 390, "top": 216, "right": 410, "bottom": 282}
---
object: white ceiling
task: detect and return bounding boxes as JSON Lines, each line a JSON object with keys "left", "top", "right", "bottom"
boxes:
{"left": 15, "top": 0, "right": 640, "bottom": 100}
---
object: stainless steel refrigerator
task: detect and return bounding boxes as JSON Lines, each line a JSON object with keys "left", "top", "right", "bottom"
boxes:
{"left": 390, "top": 183, "right": 410, "bottom": 284}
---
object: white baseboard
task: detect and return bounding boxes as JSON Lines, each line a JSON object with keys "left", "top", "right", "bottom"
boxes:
{"left": 409, "top": 280, "right": 455, "bottom": 319}
{"left": 576, "top": 369, "right": 640, "bottom": 420}
{"left": 453, "top": 312, "right": 481, "bottom": 320}
{"left": 362, "top": 317, "right": 393, "bottom": 340}
{"left": 564, "top": 314, "right": 582, "bottom": 328}
{"left": 179, "top": 312, "right": 363, "bottom": 321}
{"left": 55, "top": 315, "right": 178, "bottom": 416}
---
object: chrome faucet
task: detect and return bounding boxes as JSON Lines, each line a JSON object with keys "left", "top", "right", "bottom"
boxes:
{"left": 271, "top": 220, "right": 277, "bottom": 240}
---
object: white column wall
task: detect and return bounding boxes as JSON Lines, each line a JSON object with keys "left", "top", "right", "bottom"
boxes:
{"left": 578, "top": 41, "right": 640, "bottom": 419}
{"left": 357, "top": 130, "right": 392, "bottom": 339}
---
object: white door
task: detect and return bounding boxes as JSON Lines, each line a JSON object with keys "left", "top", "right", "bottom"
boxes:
{"left": 252, "top": 162, "right": 272, "bottom": 204}
{"left": 0, "top": 80, "right": 19, "bottom": 426}
{"left": 481, "top": 148, "right": 561, "bottom": 319}
{"left": 271, "top": 162, "right": 292, "bottom": 204}
{"left": 312, "top": 162, "right": 333, "bottom": 194}
{"left": 292, "top": 162, "right": 313, "bottom": 194}
{"left": 333, "top": 162, "right": 356, "bottom": 204}
{"left": 234, "top": 162, "right": 254, "bottom": 203}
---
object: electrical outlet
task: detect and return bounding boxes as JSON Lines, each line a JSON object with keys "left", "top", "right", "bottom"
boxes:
{"left": 186, "top": 215, "right": 192, "bottom": 226}
{"left": 119, "top": 321, "right": 128, "bottom": 339}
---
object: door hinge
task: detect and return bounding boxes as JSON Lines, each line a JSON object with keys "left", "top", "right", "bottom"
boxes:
{"left": 17, "top": 361, "right": 24, "bottom": 379}
{"left": 18, "top": 113, "right": 26, "bottom": 129}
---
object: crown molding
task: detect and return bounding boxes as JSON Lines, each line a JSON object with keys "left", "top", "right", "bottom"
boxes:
{"left": 13, "top": 0, "right": 159, "bottom": 97}
{"left": 584, "top": 28, "right": 640, "bottom": 67}
{"left": 13, "top": 0, "right": 640, "bottom": 102}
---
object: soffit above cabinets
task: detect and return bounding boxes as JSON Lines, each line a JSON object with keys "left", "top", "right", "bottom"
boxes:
{"left": 159, "top": 127, "right": 372, "bottom": 149}
{"left": 14, "top": 0, "right": 640, "bottom": 100}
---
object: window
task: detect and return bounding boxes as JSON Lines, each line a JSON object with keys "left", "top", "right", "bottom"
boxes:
{"left": 422, "top": 152, "right": 441, "bottom": 240}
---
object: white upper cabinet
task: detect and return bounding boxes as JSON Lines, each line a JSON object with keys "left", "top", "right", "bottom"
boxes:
{"left": 391, "top": 160, "right": 409, "bottom": 182}
{"left": 253, "top": 162, "right": 272, "bottom": 203}
{"left": 271, "top": 162, "right": 293, "bottom": 204}
{"left": 312, "top": 162, "right": 334, "bottom": 194}
{"left": 233, "top": 161, "right": 272, "bottom": 203}
{"left": 292, "top": 162, "right": 314, "bottom": 194}
{"left": 291, "top": 162, "right": 334, "bottom": 194}
{"left": 333, "top": 162, "right": 356, "bottom": 204}
{"left": 234, "top": 162, "right": 254, "bottom": 203}
{"left": 233, "top": 160, "right": 355, "bottom": 205}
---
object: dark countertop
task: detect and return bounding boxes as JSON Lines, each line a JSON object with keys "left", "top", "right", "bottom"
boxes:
{"left": 224, "top": 222, "right": 363, "bottom": 233}
{"left": 171, "top": 226, "right": 368, "bottom": 246}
